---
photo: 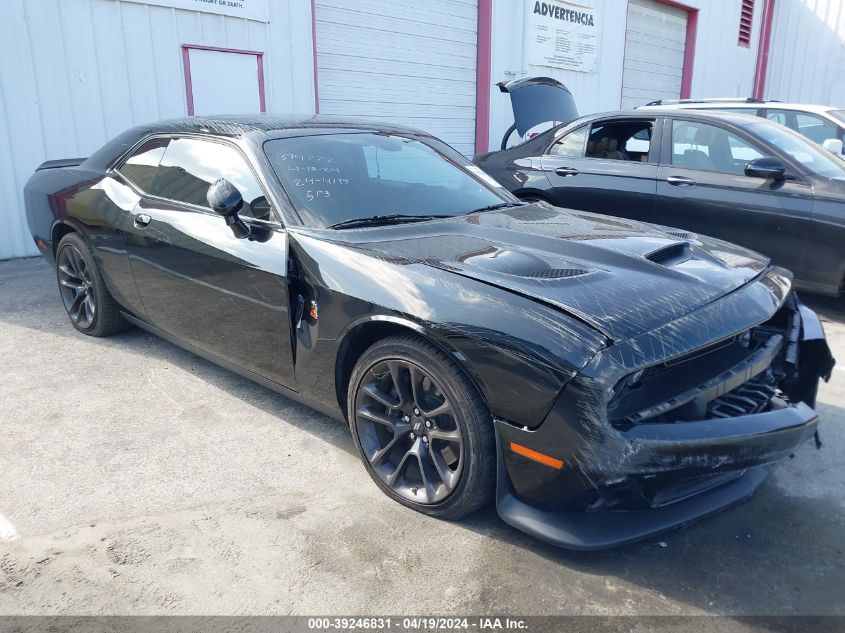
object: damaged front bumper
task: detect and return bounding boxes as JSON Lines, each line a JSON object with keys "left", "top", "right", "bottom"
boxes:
{"left": 495, "top": 269, "right": 835, "bottom": 550}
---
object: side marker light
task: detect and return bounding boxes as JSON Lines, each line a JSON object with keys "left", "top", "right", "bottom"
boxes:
{"left": 510, "top": 442, "right": 564, "bottom": 470}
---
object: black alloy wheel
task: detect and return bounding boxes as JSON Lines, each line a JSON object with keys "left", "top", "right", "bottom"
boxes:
{"left": 349, "top": 335, "right": 495, "bottom": 519}
{"left": 55, "top": 232, "right": 128, "bottom": 337}
{"left": 57, "top": 243, "right": 96, "bottom": 329}
{"left": 356, "top": 358, "right": 463, "bottom": 504}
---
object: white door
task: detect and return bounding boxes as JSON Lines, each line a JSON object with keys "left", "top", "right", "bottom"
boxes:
{"left": 314, "top": 0, "right": 478, "bottom": 156}
{"left": 621, "top": 0, "right": 688, "bottom": 109}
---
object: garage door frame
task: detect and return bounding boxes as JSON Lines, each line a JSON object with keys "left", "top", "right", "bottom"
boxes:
{"left": 308, "top": 0, "right": 493, "bottom": 155}
{"left": 621, "top": 0, "right": 698, "bottom": 105}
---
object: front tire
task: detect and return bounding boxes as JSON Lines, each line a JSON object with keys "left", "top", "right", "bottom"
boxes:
{"left": 56, "top": 232, "right": 128, "bottom": 337}
{"left": 348, "top": 335, "right": 496, "bottom": 519}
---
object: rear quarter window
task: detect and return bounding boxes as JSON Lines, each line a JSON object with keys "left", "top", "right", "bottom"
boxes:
{"left": 117, "top": 138, "right": 169, "bottom": 191}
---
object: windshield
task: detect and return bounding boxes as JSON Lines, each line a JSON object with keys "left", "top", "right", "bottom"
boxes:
{"left": 828, "top": 110, "right": 845, "bottom": 124}
{"left": 264, "top": 133, "right": 508, "bottom": 228}
{"left": 749, "top": 121, "right": 845, "bottom": 178}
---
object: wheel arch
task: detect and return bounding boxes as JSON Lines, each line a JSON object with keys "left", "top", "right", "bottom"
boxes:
{"left": 334, "top": 316, "right": 491, "bottom": 422}
{"left": 51, "top": 219, "right": 88, "bottom": 257}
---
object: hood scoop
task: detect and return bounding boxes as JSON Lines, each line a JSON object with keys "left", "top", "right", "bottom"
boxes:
{"left": 665, "top": 230, "right": 697, "bottom": 240}
{"left": 460, "top": 247, "right": 592, "bottom": 281}
{"left": 520, "top": 268, "right": 591, "bottom": 279}
{"left": 342, "top": 205, "right": 769, "bottom": 341}
{"left": 645, "top": 241, "right": 694, "bottom": 267}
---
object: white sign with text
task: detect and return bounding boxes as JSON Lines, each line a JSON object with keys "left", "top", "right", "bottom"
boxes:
{"left": 525, "top": 0, "right": 599, "bottom": 73}
{"left": 118, "top": 0, "right": 269, "bottom": 23}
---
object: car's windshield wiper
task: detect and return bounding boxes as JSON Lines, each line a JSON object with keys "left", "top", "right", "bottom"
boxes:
{"left": 465, "top": 202, "right": 524, "bottom": 215}
{"left": 328, "top": 214, "right": 451, "bottom": 230}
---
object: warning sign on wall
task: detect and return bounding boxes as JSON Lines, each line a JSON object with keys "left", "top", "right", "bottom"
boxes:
{"left": 525, "top": 0, "right": 599, "bottom": 73}
{"left": 119, "top": 0, "right": 269, "bottom": 23}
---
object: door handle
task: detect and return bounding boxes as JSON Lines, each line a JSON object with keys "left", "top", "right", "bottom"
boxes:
{"left": 134, "top": 213, "right": 152, "bottom": 228}
{"left": 555, "top": 167, "right": 579, "bottom": 177}
{"left": 666, "top": 176, "right": 696, "bottom": 187}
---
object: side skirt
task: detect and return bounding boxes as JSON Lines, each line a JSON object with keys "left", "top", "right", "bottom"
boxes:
{"left": 121, "top": 312, "right": 347, "bottom": 424}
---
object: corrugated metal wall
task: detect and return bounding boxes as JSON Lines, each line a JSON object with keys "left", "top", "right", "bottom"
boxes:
{"left": 621, "top": 0, "right": 689, "bottom": 109}
{"left": 766, "top": 0, "right": 845, "bottom": 105}
{"left": 487, "top": 0, "right": 764, "bottom": 152}
{"left": 0, "top": 0, "right": 315, "bottom": 260}
{"left": 314, "top": 0, "right": 479, "bottom": 156}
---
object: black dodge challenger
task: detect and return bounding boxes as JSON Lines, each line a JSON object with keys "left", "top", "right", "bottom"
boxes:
{"left": 25, "top": 115, "right": 835, "bottom": 549}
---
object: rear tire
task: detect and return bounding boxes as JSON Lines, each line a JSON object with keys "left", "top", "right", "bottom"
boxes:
{"left": 56, "top": 232, "right": 128, "bottom": 337}
{"left": 348, "top": 334, "right": 495, "bottom": 520}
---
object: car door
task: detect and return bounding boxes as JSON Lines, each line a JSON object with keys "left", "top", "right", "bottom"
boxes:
{"left": 540, "top": 117, "right": 660, "bottom": 224}
{"left": 655, "top": 117, "right": 814, "bottom": 280}
{"left": 121, "top": 135, "right": 297, "bottom": 388}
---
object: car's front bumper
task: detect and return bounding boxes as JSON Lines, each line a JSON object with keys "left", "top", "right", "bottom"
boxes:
{"left": 495, "top": 402, "right": 818, "bottom": 550}
{"left": 493, "top": 271, "right": 834, "bottom": 549}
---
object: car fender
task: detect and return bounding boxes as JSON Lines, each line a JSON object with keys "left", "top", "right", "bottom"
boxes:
{"left": 287, "top": 231, "right": 608, "bottom": 427}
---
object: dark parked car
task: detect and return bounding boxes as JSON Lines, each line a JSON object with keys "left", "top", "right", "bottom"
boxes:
{"left": 476, "top": 89, "right": 845, "bottom": 297}
{"left": 25, "top": 115, "right": 834, "bottom": 549}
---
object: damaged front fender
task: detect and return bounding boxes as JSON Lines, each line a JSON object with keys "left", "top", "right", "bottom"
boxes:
{"left": 285, "top": 230, "right": 608, "bottom": 426}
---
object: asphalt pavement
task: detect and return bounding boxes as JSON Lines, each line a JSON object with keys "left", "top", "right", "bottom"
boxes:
{"left": 1, "top": 256, "right": 843, "bottom": 616}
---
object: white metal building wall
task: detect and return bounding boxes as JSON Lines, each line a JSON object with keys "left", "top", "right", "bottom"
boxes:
{"left": 620, "top": 0, "right": 688, "bottom": 109}
{"left": 765, "top": 0, "right": 845, "bottom": 106}
{"left": 0, "top": 0, "right": 315, "bottom": 260}
{"left": 486, "top": 0, "right": 765, "bottom": 153}
{"left": 314, "top": 0, "right": 479, "bottom": 156}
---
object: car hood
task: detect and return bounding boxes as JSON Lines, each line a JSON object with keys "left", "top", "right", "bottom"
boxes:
{"left": 342, "top": 204, "right": 774, "bottom": 342}
{"left": 498, "top": 76, "right": 579, "bottom": 137}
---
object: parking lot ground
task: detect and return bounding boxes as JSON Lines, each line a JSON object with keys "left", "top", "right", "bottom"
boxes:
{"left": 0, "top": 256, "right": 844, "bottom": 616}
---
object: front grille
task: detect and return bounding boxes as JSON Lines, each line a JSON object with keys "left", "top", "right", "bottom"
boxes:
{"left": 707, "top": 370, "right": 778, "bottom": 418}
{"left": 608, "top": 316, "right": 793, "bottom": 430}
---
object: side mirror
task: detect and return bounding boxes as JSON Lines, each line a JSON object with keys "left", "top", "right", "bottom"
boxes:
{"left": 822, "top": 138, "right": 844, "bottom": 155}
{"left": 745, "top": 157, "right": 786, "bottom": 181}
{"left": 207, "top": 178, "right": 249, "bottom": 238}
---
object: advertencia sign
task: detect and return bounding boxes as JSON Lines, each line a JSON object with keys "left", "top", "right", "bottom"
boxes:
{"left": 118, "top": 0, "right": 269, "bottom": 22}
{"left": 525, "top": 0, "right": 599, "bottom": 73}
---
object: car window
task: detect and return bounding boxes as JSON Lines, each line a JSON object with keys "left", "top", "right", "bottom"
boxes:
{"left": 264, "top": 133, "right": 507, "bottom": 229}
{"left": 584, "top": 120, "right": 654, "bottom": 162}
{"left": 748, "top": 121, "right": 845, "bottom": 178}
{"left": 794, "top": 112, "right": 839, "bottom": 144}
{"left": 548, "top": 126, "right": 587, "bottom": 157}
{"left": 117, "top": 138, "right": 169, "bottom": 191}
{"left": 362, "top": 144, "right": 464, "bottom": 187}
{"left": 671, "top": 120, "right": 763, "bottom": 174}
{"left": 149, "top": 138, "right": 270, "bottom": 220}
{"left": 765, "top": 110, "right": 790, "bottom": 126}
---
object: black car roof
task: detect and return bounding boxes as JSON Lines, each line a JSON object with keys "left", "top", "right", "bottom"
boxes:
{"left": 86, "top": 114, "right": 433, "bottom": 173}
{"left": 151, "top": 114, "right": 428, "bottom": 138}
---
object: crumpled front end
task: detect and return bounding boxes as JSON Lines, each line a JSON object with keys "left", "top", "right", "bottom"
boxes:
{"left": 495, "top": 267, "right": 835, "bottom": 549}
